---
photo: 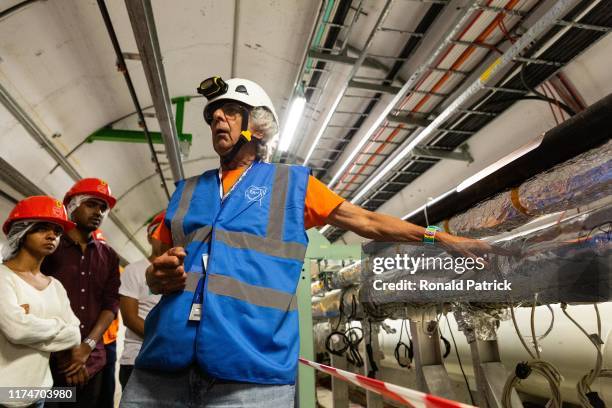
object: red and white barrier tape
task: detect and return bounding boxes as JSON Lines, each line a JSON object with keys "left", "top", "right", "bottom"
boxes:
{"left": 299, "top": 358, "right": 476, "bottom": 408}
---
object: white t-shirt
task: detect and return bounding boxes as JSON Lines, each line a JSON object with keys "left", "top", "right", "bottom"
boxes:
{"left": 119, "top": 258, "right": 161, "bottom": 365}
{"left": 0, "top": 264, "right": 81, "bottom": 407}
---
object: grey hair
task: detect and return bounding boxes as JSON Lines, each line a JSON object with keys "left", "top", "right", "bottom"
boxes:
{"left": 249, "top": 107, "right": 279, "bottom": 162}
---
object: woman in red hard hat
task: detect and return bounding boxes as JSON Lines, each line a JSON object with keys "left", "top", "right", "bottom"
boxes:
{"left": 0, "top": 196, "right": 82, "bottom": 407}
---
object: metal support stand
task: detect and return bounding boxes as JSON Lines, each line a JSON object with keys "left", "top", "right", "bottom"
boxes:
{"left": 410, "top": 320, "right": 457, "bottom": 399}
{"left": 330, "top": 325, "right": 350, "bottom": 408}
{"left": 469, "top": 339, "right": 523, "bottom": 408}
{"left": 364, "top": 322, "right": 383, "bottom": 408}
{"left": 297, "top": 260, "right": 316, "bottom": 408}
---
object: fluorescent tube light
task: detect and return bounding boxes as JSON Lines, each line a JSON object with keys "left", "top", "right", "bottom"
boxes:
{"left": 278, "top": 96, "right": 306, "bottom": 152}
{"left": 455, "top": 136, "right": 543, "bottom": 192}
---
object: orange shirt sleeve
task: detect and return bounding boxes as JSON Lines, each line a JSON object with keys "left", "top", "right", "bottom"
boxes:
{"left": 152, "top": 221, "right": 173, "bottom": 246}
{"left": 304, "top": 175, "right": 345, "bottom": 229}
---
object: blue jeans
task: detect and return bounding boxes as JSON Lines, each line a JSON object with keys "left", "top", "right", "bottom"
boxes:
{"left": 120, "top": 367, "right": 295, "bottom": 407}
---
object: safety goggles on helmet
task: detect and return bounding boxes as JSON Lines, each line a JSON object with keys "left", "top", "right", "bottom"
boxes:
{"left": 197, "top": 76, "right": 228, "bottom": 100}
{"left": 203, "top": 101, "right": 250, "bottom": 125}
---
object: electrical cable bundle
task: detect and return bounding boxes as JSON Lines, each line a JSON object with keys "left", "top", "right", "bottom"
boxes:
{"left": 365, "top": 320, "right": 378, "bottom": 378}
{"left": 394, "top": 319, "right": 414, "bottom": 368}
{"left": 502, "top": 300, "right": 563, "bottom": 408}
{"left": 325, "top": 287, "right": 364, "bottom": 367}
{"left": 345, "top": 326, "right": 364, "bottom": 367}
{"left": 562, "top": 303, "right": 612, "bottom": 408}
{"left": 428, "top": 317, "right": 451, "bottom": 359}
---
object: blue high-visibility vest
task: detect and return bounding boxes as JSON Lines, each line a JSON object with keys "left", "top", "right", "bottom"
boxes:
{"left": 136, "top": 161, "right": 310, "bottom": 384}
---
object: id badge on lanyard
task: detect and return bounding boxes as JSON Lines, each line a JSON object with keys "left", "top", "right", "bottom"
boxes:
{"left": 188, "top": 254, "right": 209, "bottom": 321}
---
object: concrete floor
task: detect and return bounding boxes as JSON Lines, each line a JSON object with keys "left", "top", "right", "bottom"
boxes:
{"left": 317, "top": 386, "right": 365, "bottom": 408}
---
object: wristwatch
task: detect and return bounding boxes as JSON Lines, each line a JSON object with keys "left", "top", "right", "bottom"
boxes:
{"left": 83, "top": 337, "right": 97, "bottom": 351}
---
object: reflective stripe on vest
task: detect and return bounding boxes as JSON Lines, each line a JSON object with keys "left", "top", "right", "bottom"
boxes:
{"left": 207, "top": 273, "right": 297, "bottom": 311}
{"left": 185, "top": 225, "right": 212, "bottom": 245}
{"left": 214, "top": 229, "right": 306, "bottom": 260}
{"left": 184, "top": 271, "right": 202, "bottom": 292}
{"left": 171, "top": 177, "right": 199, "bottom": 247}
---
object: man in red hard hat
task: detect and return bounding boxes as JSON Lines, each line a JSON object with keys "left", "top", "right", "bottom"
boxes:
{"left": 42, "top": 178, "right": 121, "bottom": 408}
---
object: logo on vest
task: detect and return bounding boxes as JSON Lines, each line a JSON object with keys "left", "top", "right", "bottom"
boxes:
{"left": 245, "top": 185, "right": 267, "bottom": 206}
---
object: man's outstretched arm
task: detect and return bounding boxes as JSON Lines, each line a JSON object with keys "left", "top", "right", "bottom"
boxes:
{"left": 326, "top": 201, "right": 494, "bottom": 258}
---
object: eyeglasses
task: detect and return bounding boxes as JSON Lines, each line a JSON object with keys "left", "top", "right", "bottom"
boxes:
{"left": 197, "top": 76, "right": 228, "bottom": 100}
{"left": 203, "top": 101, "right": 249, "bottom": 125}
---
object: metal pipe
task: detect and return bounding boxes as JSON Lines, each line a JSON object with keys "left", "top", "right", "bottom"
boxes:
{"left": 97, "top": 0, "right": 171, "bottom": 198}
{"left": 348, "top": 80, "right": 401, "bottom": 94}
{"left": 231, "top": 0, "right": 241, "bottom": 77}
{"left": 304, "top": 0, "right": 395, "bottom": 165}
{"left": 0, "top": 157, "right": 44, "bottom": 197}
{"left": 555, "top": 19, "right": 612, "bottom": 32}
{"left": 123, "top": 0, "right": 185, "bottom": 183}
{"left": 351, "top": 0, "right": 580, "bottom": 204}
{"left": 0, "top": 83, "right": 148, "bottom": 257}
{"left": 326, "top": 0, "right": 484, "bottom": 187}
{"left": 305, "top": 50, "right": 387, "bottom": 71}
{"left": 406, "top": 92, "right": 612, "bottom": 228}
{"left": 0, "top": 190, "right": 18, "bottom": 204}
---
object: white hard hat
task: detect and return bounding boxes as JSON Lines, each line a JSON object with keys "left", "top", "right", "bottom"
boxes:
{"left": 203, "top": 78, "right": 278, "bottom": 125}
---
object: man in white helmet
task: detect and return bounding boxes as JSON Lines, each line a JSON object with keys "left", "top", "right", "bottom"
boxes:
{"left": 120, "top": 77, "right": 493, "bottom": 407}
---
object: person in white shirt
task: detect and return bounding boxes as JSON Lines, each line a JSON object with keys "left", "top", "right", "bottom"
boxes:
{"left": 0, "top": 196, "right": 82, "bottom": 408}
{"left": 118, "top": 212, "right": 163, "bottom": 390}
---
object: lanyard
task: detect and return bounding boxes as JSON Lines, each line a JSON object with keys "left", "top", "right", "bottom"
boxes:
{"left": 218, "top": 161, "right": 256, "bottom": 202}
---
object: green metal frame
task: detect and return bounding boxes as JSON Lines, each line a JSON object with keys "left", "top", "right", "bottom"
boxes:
{"left": 297, "top": 229, "right": 361, "bottom": 407}
{"left": 86, "top": 96, "right": 193, "bottom": 146}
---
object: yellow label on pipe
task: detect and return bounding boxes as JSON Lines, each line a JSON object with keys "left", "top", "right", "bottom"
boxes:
{"left": 480, "top": 58, "right": 502, "bottom": 82}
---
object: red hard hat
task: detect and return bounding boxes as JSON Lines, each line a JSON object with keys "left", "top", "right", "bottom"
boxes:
{"left": 3, "top": 196, "right": 76, "bottom": 235}
{"left": 64, "top": 178, "right": 117, "bottom": 209}
{"left": 147, "top": 211, "right": 166, "bottom": 237}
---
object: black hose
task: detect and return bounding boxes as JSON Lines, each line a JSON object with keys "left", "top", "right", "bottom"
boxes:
{"left": 394, "top": 339, "right": 413, "bottom": 368}
{"left": 0, "top": 0, "right": 40, "bottom": 20}
{"left": 519, "top": 62, "right": 576, "bottom": 116}
{"left": 481, "top": 95, "right": 575, "bottom": 116}
{"left": 96, "top": 0, "right": 170, "bottom": 199}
